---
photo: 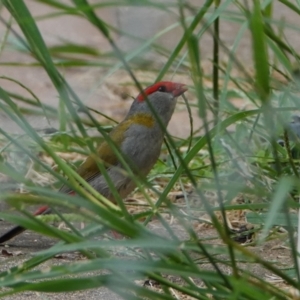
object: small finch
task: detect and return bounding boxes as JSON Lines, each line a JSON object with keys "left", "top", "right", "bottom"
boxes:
{"left": 0, "top": 81, "right": 187, "bottom": 243}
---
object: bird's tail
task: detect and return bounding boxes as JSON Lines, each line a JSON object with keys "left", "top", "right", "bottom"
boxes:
{"left": 0, "top": 206, "right": 51, "bottom": 244}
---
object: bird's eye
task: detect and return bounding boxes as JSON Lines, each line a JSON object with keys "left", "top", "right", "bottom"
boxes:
{"left": 158, "top": 85, "right": 167, "bottom": 92}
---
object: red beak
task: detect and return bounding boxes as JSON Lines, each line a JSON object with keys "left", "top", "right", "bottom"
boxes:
{"left": 172, "top": 83, "right": 188, "bottom": 97}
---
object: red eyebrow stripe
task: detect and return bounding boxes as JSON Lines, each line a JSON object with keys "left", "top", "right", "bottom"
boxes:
{"left": 136, "top": 81, "right": 175, "bottom": 102}
{"left": 137, "top": 85, "right": 157, "bottom": 101}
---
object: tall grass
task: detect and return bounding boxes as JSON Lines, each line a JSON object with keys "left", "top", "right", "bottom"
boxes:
{"left": 0, "top": 0, "right": 299, "bottom": 299}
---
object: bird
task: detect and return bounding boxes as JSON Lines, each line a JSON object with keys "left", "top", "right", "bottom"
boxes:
{"left": 0, "top": 81, "right": 188, "bottom": 243}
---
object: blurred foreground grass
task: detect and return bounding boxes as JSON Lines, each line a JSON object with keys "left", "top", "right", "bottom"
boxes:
{"left": 0, "top": 0, "right": 300, "bottom": 299}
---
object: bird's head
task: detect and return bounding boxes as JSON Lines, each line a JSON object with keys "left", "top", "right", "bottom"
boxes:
{"left": 127, "top": 81, "right": 188, "bottom": 126}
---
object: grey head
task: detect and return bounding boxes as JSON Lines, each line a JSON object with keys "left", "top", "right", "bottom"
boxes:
{"left": 126, "top": 81, "right": 187, "bottom": 127}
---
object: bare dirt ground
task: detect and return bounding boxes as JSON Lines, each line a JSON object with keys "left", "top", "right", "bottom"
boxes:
{"left": 0, "top": 1, "right": 299, "bottom": 299}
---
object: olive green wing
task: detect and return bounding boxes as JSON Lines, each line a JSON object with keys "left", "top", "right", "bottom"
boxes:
{"left": 59, "top": 125, "right": 127, "bottom": 194}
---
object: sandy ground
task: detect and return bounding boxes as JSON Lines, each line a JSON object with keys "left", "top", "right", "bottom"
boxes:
{"left": 0, "top": 1, "right": 299, "bottom": 299}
